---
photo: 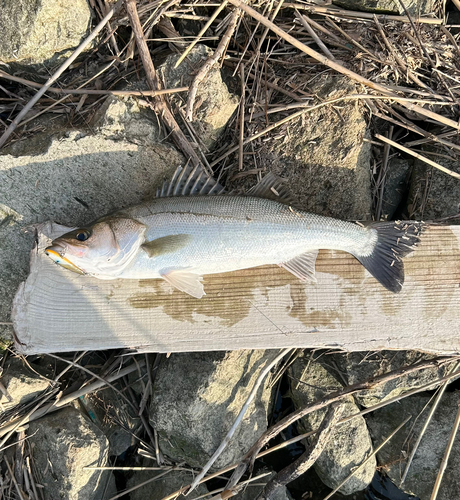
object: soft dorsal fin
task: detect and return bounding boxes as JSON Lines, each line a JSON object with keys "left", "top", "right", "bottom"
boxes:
{"left": 157, "top": 164, "right": 225, "bottom": 198}
{"left": 246, "top": 173, "right": 297, "bottom": 206}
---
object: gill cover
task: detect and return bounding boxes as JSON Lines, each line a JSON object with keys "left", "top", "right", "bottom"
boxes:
{"left": 46, "top": 217, "right": 147, "bottom": 278}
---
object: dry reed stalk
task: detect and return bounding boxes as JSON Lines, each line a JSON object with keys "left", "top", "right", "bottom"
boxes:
{"left": 375, "top": 134, "right": 460, "bottom": 179}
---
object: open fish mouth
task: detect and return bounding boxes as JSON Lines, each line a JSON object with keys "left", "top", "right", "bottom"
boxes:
{"left": 45, "top": 245, "right": 85, "bottom": 275}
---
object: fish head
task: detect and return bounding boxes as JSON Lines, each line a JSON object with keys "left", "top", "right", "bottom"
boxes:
{"left": 45, "top": 217, "right": 147, "bottom": 277}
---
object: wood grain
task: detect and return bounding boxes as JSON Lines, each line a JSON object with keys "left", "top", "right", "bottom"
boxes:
{"left": 12, "top": 222, "right": 460, "bottom": 355}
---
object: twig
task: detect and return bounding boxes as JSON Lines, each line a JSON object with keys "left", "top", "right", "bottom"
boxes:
{"left": 257, "top": 403, "right": 344, "bottom": 500}
{"left": 239, "top": 64, "right": 245, "bottom": 171}
{"left": 375, "top": 134, "right": 460, "bottom": 180}
{"left": 0, "top": 361, "right": 144, "bottom": 438}
{"left": 295, "top": 12, "right": 335, "bottom": 60}
{"left": 175, "top": 1, "right": 229, "bottom": 68}
{"left": 400, "top": 378, "right": 450, "bottom": 484}
{"left": 225, "top": 357, "right": 460, "bottom": 490}
{"left": 187, "top": 348, "right": 292, "bottom": 493}
{"left": 0, "top": 0, "right": 123, "bottom": 148}
{"left": 282, "top": 2, "right": 443, "bottom": 23}
{"left": 124, "top": 0, "right": 202, "bottom": 168}
{"left": 226, "top": 0, "right": 460, "bottom": 131}
{"left": 323, "top": 415, "right": 412, "bottom": 500}
{"left": 430, "top": 404, "right": 460, "bottom": 500}
{"left": 186, "top": 7, "right": 241, "bottom": 121}
{"left": 5, "top": 459, "right": 25, "bottom": 500}
{"left": 376, "top": 126, "right": 393, "bottom": 221}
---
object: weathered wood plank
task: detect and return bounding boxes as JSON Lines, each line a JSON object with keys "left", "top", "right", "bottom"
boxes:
{"left": 12, "top": 222, "right": 460, "bottom": 355}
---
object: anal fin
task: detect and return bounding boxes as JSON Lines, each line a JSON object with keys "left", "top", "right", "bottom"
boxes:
{"left": 280, "top": 250, "right": 319, "bottom": 282}
{"left": 161, "top": 270, "right": 205, "bottom": 298}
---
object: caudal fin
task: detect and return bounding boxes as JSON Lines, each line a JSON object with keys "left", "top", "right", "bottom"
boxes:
{"left": 355, "top": 221, "right": 425, "bottom": 293}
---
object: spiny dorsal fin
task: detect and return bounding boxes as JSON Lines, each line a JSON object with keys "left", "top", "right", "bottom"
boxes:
{"left": 246, "top": 173, "right": 297, "bottom": 206}
{"left": 157, "top": 164, "right": 225, "bottom": 198}
{"left": 141, "top": 234, "right": 192, "bottom": 258}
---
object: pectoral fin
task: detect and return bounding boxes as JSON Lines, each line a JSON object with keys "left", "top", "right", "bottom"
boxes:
{"left": 161, "top": 270, "right": 205, "bottom": 298}
{"left": 280, "top": 250, "right": 319, "bottom": 282}
{"left": 141, "top": 234, "right": 192, "bottom": 258}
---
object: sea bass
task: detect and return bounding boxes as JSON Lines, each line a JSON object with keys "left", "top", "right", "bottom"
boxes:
{"left": 45, "top": 167, "right": 423, "bottom": 298}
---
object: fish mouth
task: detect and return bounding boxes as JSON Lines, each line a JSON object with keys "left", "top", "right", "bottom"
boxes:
{"left": 45, "top": 245, "right": 85, "bottom": 275}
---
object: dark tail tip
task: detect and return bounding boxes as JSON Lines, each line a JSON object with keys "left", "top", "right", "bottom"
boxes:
{"left": 356, "top": 221, "right": 425, "bottom": 293}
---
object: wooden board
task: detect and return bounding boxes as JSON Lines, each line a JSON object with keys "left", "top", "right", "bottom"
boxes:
{"left": 12, "top": 222, "right": 460, "bottom": 355}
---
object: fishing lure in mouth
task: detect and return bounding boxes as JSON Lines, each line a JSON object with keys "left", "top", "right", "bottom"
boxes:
{"left": 45, "top": 165, "right": 424, "bottom": 298}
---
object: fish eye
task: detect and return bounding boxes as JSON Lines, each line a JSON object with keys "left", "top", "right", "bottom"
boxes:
{"left": 75, "top": 229, "right": 91, "bottom": 241}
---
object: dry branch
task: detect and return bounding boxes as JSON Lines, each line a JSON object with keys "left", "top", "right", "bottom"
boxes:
{"left": 226, "top": 357, "right": 460, "bottom": 490}
{"left": 257, "top": 403, "right": 344, "bottom": 500}
{"left": 124, "top": 0, "right": 202, "bottom": 168}
{"left": 375, "top": 134, "right": 460, "bottom": 180}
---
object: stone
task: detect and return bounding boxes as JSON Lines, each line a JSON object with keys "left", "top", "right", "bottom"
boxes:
{"left": 329, "top": 350, "right": 454, "bottom": 408}
{"left": 408, "top": 151, "right": 460, "bottom": 220}
{"left": 0, "top": 0, "right": 92, "bottom": 74}
{"left": 0, "top": 127, "right": 183, "bottom": 339}
{"left": 159, "top": 45, "right": 239, "bottom": 149}
{"left": 288, "top": 354, "right": 375, "bottom": 495}
{"left": 149, "top": 350, "right": 280, "bottom": 469}
{"left": 91, "top": 95, "right": 161, "bottom": 145}
{"left": 366, "top": 391, "right": 460, "bottom": 500}
{"left": 28, "top": 406, "right": 116, "bottom": 499}
{"left": 0, "top": 356, "right": 50, "bottom": 410}
{"left": 234, "top": 469, "right": 293, "bottom": 500}
{"left": 332, "top": 0, "right": 433, "bottom": 15}
{"left": 126, "top": 468, "right": 209, "bottom": 500}
{"left": 380, "top": 159, "right": 411, "bottom": 220}
{"left": 255, "top": 75, "right": 371, "bottom": 220}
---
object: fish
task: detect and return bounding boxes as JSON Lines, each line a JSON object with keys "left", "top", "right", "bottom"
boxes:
{"left": 45, "top": 165, "right": 424, "bottom": 298}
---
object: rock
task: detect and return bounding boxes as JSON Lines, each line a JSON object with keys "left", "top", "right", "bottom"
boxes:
{"left": 159, "top": 45, "right": 239, "bottom": 149}
{"left": 149, "top": 350, "right": 280, "bottom": 469}
{"left": 28, "top": 406, "right": 116, "bottom": 499}
{"left": 234, "top": 469, "right": 293, "bottom": 500}
{"left": 329, "top": 350, "right": 453, "bottom": 408}
{"left": 288, "top": 354, "right": 375, "bottom": 495}
{"left": 91, "top": 96, "right": 161, "bottom": 145}
{"left": 260, "top": 75, "right": 371, "bottom": 220}
{"left": 332, "top": 0, "right": 433, "bottom": 15}
{"left": 408, "top": 151, "right": 460, "bottom": 220}
{"left": 0, "top": 356, "right": 50, "bottom": 410}
{"left": 380, "top": 158, "right": 411, "bottom": 220}
{"left": 126, "top": 468, "right": 209, "bottom": 500}
{"left": 0, "top": 125, "right": 183, "bottom": 334}
{"left": 0, "top": 0, "right": 93, "bottom": 74}
{"left": 366, "top": 391, "right": 460, "bottom": 500}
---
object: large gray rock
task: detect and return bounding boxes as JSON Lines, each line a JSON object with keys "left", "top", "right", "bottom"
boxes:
{"left": 0, "top": 115, "right": 183, "bottom": 340}
{"left": 333, "top": 0, "right": 433, "bottom": 15}
{"left": 330, "top": 350, "right": 454, "bottom": 408}
{"left": 0, "top": 356, "right": 50, "bottom": 410}
{"left": 149, "top": 350, "right": 280, "bottom": 469}
{"left": 28, "top": 406, "right": 116, "bottom": 500}
{"left": 126, "top": 468, "right": 209, "bottom": 500}
{"left": 366, "top": 391, "right": 460, "bottom": 500}
{"left": 408, "top": 152, "right": 460, "bottom": 221}
{"left": 253, "top": 75, "right": 371, "bottom": 220}
{"left": 0, "top": 0, "right": 92, "bottom": 74}
{"left": 159, "top": 45, "right": 239, "bottom": 149}
{"left": 289, "top": 354, "right": 375, "bottom": 495}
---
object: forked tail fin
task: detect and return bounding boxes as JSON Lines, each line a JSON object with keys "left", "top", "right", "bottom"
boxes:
{"left": 355, "top": 221, "right": 425, "bottom": 293}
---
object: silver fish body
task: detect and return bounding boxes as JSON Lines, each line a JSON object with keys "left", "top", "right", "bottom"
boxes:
{"left": 116, "top": 195, "right": 376, "bottom": 279}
